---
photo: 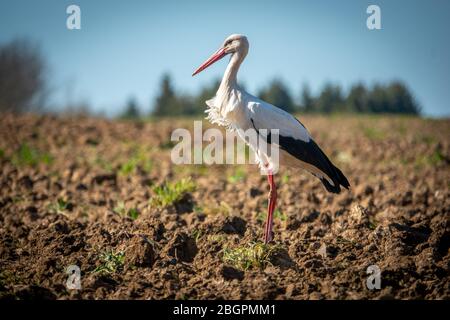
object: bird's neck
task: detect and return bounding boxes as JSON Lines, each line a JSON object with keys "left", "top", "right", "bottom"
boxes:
{"left": 218, "top": 52, "right": 244, "bottom": 92}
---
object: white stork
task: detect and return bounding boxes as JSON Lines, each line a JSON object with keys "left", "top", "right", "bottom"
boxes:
{"left": 192, "top": 34, "right": 350, "bottom": 244}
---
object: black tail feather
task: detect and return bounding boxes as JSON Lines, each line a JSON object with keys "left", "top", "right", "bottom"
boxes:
{"left": 333, "top": 165, "right": 350, "bottom": 189}
{"left": 319, "top": 164, "right": 350, "bottom": 194}
{"left": 320, "top": 176, "right": 341, "bottom": 193}
{"left": 314, "top": 142, "right": 350, "bottom": 194}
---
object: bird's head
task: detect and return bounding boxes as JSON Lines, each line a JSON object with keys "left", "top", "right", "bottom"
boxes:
{"left": 222, "top": 34, "right": 249, "bottom": 55}
{"left": 192, "top": 34, "right": 249, "bottom": 76}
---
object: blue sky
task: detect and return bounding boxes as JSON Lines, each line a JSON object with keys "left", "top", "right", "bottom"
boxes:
{"left": 0, "top": 0, "right": 449, "bottom": 117}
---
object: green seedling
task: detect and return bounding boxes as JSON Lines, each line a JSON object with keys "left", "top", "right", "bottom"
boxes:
{"left": 227, "top": 167, "right": 246, "bottom": 183}
{"left": 150, "top": 178, "right": 196, "bottom": 208}
{"left": 362, "top": 126, "right": 384, "bottom": 141}
{"left": 12, "top": 143, "right": 53, "bottom": 167}
{"left": 113, "top": 201, "right": 139, "bottom": 220}
{"left": 222, "top": 242, "right": 281, "bottom": 271}
{"left": 94, "top": 250, "right": 125, "bottom": 274}
{"left": 48, "top": 198, "right": 69, "bottom": 214}
{"left": 119, "top": 147, "right": 153, "bottom": 176}
{"left": 191, "top": 229, "right": 204, "bottom": 242}
{"left": 256, "top": 209, "right": 286, "bottom": 222}
{"left": 415, "top": 150, "right": 446, "bottom": 167}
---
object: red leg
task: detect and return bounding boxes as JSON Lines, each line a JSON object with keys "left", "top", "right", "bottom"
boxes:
{"left": 264, "top": 172, "right": 277, "bottom": 244}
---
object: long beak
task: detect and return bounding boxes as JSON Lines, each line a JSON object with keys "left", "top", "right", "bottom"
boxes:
{"left": 192, "top": 47, "right": 227, "bottom": 76}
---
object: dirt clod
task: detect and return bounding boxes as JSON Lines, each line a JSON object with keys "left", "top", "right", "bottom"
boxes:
{"left": 125, "top": 236, "right": 156, "bottom": 268}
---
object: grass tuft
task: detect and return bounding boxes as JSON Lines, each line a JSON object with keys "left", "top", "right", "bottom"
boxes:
{"left": 12, "top": 143, "right": 53, "bottom": 167}
{"left": 128, "top": 208, "right": 139, "bottom": 220}
{"left": 415, "top": 150, "right": 446, "bottom": 167}
{"left": 191, "top": 229, "right": 203, "bottom": 242}
{"left": 48, "top": 198, "right": 69, "bottom": 214}
{"left": 256, "top": 209, "right": 286, "bottom": 222}
{"left": 119, "top": 147, "right": 152, "bottom": 176}
{"left": 362, "top": 126, "right": 385, "bottom": 141}
{"left": 94, "top": 156, "right": 114, "bottom": 172}
{"left": 113, "top": 201, "right": 139, "bottom": 220}
{"left": 281, "top": 173, "right": 290, "bottom": 184}
{"left": 207, "top": 234, "right": 227, "bottom": 244}
{"left": 94, "top": 250, "right": 125, "bottom": 274}
{"left": 150, "top": 178, "right": 196, "bottom": 208}
{"left": 222, "top": 242, "right": 281, "bottom": 271}
{"left": 227, "top": 167, "right": 246, "bottom": 183}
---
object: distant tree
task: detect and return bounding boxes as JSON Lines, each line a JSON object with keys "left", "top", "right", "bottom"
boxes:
{"left": 177, "top": 94, "right": 196, "bottom": 115}
{"left": 258, "top": 79, "right": 296, "bottom": 113}
{"left": 385, "top": 81, "right": 420, "bottom": 114}
{"left": 0, "top": 38, "right": 47, "bottom": 113}
{"left": 299, "top": 83, "right": 315, "bottom": 113}
{"left": 367, "top": 84, "right": 389, "bottom": 113}
{"left": 315, "top": 83, "right": 344, "bottom": 113}
{"left": 120, "top": 97, "right": 140, "bottom": 119}
{"left": 193, "top": 79, "right": 221, "bottom": 114}
{"left": 152, "top": 73, "right": 182, "bottom": 116}
{"left": 346, "top": 83, "right": 369, "bottom": 113}
{"left": 358, "top": 81, "right": 420, "bottom": 115}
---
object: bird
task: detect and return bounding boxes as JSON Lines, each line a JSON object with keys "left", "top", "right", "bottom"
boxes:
{"left": 192, "top": 34, "right": 350, "bottom": 244}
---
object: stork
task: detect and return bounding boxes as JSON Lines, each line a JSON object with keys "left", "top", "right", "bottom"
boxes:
{"left": 192, "top": 34, "right": 350, "bottom": 244}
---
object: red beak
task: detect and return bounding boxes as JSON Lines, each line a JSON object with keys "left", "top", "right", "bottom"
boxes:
{"left": 192, "top": 47, "right": 227, "bottom": 76}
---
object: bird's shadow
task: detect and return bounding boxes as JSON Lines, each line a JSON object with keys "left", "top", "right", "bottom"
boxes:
{"left": 270, "top": 248, "right": 297, "bottom": 270}
{"left": 174, "top": 194, "right": 195, "bottom": 214}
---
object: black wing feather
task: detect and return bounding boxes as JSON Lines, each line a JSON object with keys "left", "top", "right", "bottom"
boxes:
{"left": 278, "top": 135, "right": 350, "bottom": 194}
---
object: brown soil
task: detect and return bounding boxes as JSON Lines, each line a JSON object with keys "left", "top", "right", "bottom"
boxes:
{"left": 0, "top": 113, "right": 449, "bottom": 299}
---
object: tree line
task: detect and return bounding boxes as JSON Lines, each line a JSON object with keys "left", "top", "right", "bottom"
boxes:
{"left": 122, "top": 74, "right": 420, "bottom": 118}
